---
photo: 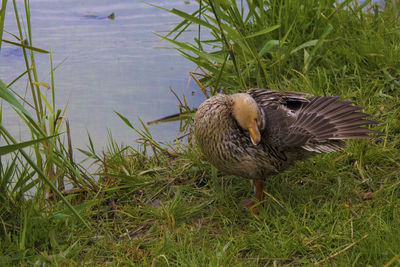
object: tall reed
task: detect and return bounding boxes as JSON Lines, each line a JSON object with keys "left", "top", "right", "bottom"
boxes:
{"left": 0, "top": 0, "right": 94, "bottom": 231}
{"left": 157, "top": 0, "right": 400, "bottom": 100}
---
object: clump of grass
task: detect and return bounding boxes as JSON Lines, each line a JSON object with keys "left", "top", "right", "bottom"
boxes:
{"left": 16, "top": 123, "right": 396, "bottom": 265}
{"left": 1, "top": 0, "right": 96, "bottom": 257}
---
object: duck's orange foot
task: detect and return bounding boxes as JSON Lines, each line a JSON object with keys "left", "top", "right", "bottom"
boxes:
{"left": 241, "top": 199, "right": 259, "bottom": 214}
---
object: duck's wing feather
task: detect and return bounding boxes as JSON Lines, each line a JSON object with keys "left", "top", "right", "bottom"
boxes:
{"left": 247, "top": 89, "right": 378, "bottom": 153}
{"left": 288, "top": 96, "right": 378, "bottom": 152}
{"left": 246, "top": 88, "right": 310, "bottom": 110}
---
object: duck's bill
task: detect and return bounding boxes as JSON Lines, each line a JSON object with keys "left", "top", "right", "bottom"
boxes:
{"left": 249, "top": 124, "right": 261, "bottom": 145}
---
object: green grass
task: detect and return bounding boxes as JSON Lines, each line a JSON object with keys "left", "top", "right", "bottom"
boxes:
{"left": 3, "top": 136, "right": 397, "bottom": 265}
{"left": 1, "top": 0, "right": 400, "bottom": 265}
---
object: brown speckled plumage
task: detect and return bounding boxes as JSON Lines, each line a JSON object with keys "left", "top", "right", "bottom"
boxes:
{"left": 194, "top": 88, "right": 377, "bottom": 182}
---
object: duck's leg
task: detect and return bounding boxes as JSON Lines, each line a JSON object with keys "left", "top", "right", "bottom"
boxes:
{"left": 254, "top": 179, "right": 265, "bottom": 202}
{"left": 241, "top": 179, "right": 265, "bottom": 214}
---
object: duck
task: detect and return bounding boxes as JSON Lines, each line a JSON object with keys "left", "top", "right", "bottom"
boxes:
{"left": 194, "top": 88, "right": 377, "bottom": 213}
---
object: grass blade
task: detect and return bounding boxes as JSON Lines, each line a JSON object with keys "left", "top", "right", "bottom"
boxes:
{"left": 169, "top": 7, "right": 218, "bottom": 33}
{"left": 0, "top": 0, "right": 7, "bottom": 52}
{"left": 0, "top": 79, "right": 43, "bottom": 134}
{"left": 2, "top": 39, "right": 49, "bottom": 54}
{"left": 243, "top": 24, "right": 280, "bottom": 39}
{"left": 0, "top": 134, "right": 59, "bottom": 156}
{"left": 154, "top": 32, "right": 199, "bottom": 54}
{"left": 0, "top": 79, "right": 31, "bottom": 118}
{"left": 303, "top": 23, "right": 333, "bottom": 72}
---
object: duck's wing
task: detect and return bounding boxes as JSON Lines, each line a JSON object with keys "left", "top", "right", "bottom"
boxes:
{"left": 246, "top": 88, "right": 310, "bottom": 110}
{"left": 247, "top": 88, "right": 312, "bottom": 148}
{"left": 247, "top": 89, "right": 378, "bottom": 153}
{"left": 285, "top": 96, "right": 378, "bottom": 152}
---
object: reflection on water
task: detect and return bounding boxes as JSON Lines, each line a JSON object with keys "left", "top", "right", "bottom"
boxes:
{"left": 0, "top": 0, "right": 203, "bottom": 155}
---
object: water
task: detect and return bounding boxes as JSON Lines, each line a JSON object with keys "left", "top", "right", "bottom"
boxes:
{"left": 0, "top": 0, "right": 203, "bottom": 156}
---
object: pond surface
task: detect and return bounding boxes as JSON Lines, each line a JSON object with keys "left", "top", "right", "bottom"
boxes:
{"left": 0, "top": 0, "right": 203, "bottom": 156}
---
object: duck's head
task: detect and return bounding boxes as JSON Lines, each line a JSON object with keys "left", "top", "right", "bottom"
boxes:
{"left": 231, "top": 93, "right": 261, "bottom": 146}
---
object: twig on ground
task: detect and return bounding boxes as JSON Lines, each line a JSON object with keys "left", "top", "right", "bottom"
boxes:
{"left": 314, "top": 234, "right": 368, "bottom": 265}
{"left": 383, "top": 253, "right": 400, "bottom": 267}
